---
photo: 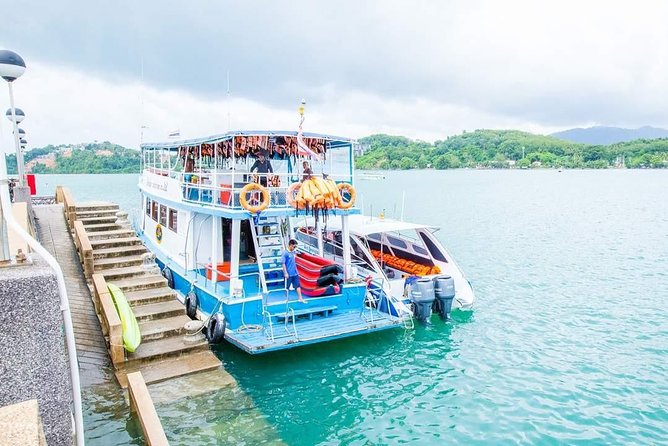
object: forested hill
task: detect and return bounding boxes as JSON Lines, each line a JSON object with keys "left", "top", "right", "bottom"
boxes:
{"left": 356, "top": 130, "right": 668, "bottom": 169}
{"left": 6, "top": 141, "right": 140, "bottom": 174}
{"left": 551, "top": 126, "right": 668, "bottom": 145}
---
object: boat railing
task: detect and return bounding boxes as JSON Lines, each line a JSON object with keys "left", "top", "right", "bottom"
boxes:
{"left": 144, "top": 168, "right": 351, "bottom": 212}
{"left": 368, "top": 277, "right": 414, "bottom": 329}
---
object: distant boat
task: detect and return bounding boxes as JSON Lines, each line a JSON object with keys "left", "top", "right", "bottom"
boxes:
{"left": 358, "top": 172, "right": 385, "bottom": 180}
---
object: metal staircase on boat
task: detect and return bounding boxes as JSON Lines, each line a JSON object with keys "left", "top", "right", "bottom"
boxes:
{"left": 249, "top": 216, "right": 287, "bottom": 294}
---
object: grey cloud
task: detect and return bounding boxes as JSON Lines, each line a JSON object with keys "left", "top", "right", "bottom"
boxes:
{"left": 2, "top": 0, "right": 667, "bottom": 129}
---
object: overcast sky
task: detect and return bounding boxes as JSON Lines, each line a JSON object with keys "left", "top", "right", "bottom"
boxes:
{"left": 1, "top": 0, "right": 667, "bottom": 150}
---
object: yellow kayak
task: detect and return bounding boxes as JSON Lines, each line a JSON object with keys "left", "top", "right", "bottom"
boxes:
{"left": 107, "top": 283, "right": 142, "bottom": 352}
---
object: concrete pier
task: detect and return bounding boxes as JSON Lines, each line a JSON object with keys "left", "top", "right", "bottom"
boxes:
{"left": 0, "top": 255, "right": 73, "bottom": 445}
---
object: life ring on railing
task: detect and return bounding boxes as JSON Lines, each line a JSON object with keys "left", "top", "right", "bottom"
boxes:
{"left": 337, "top": 183, "right": 356, "bottom": 209}
{"left": 239, "top": 182, "right": 270, "bottom": 213}
{"left": 286, "top": 182, "right": 301, "bottom": 208}
{"left": 205, "top": 313, "right": 226, "bottom": 344}
{"left": 185, "top": 291, "right": 198, "bottom": 320}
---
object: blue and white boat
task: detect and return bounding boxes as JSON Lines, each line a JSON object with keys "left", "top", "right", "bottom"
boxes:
{"left": 137, "top": 128, "right": 407, "bottom": 354}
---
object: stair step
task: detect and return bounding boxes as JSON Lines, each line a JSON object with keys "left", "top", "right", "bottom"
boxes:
{"left": 263, "top": 267, "right": 283, "bottom": 272}
{"left": 138, "top": 314, "right": 191, "bottom": 341}
{"left": 87, "top": 229, "right": 136, "bottom": 240}
{"left": 124, "top": 333, "right": 209, "bottom": 365}
{"left": 79, "top": 216, "right": 118, "bottom": 225}
{"left": 115, "top": 350, "right": 221, "bottom": 389}
{"left": 266, "top": 277, "right": 285, "bottom": 284}
{"left": 110, "top": 275, "right": 167, "bottom": 292}
{"left": 76, "top": 209, "right": 121, "bottom": 219}
{"left": 90, "top": 236, "right": 142, "bottom": 250}
{"left": 94, "top": 254, "right": 146, "bottom": 270}
{"left": 92, "top": 245, "right": 148, "bottom": 259}
{"left": 125, "top": 287, "right": 176, "bottom": 306}
{"left": 132, "top": 300, "right": 186, "bottom": 322}
{"left": 100, "top": 265, "right": 150, "bottom": 281}
{"left": 75, "top": 202, "right": 119, "bottom": 212}
{"left": 83, "top": 223, "right": 122, "bottom": 232}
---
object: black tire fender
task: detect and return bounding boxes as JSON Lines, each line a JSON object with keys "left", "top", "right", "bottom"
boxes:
{"left": 161, "top": 267, "right": 175, "bottom": 289}
{"left": 206, "top": 313, "right": 226, "bottom": 344}
{"left": 184, "top": 291, "right": 198, "bottom": 320}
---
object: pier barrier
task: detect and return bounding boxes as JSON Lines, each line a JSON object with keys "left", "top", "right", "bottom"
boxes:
{"left": 92, "top": 273, "right": 125, "bottom": 365}
{"left": 127, "top": 371, "right": 169, "bottom": 446}
{"left": 73, "top": 220, "right": 94, "bottom": 279}
{"left": 55, "top": 186, "right": 76, "bottom": 230}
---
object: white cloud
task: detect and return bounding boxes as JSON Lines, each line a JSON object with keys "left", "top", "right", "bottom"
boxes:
{"left": 0, "top": 61, "right": 562, "bottom": 152}
{"left": 1, "top": 0, "right": 667, "bottom": 150}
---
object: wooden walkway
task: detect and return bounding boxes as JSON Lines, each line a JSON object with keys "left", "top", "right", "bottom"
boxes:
{"left": 34, "top": 204, "right": 111, "bottom": 386}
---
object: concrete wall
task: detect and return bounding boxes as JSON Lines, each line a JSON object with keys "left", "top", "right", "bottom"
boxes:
{"left": 0, "top": 256, "right": 73, "bottom": 446}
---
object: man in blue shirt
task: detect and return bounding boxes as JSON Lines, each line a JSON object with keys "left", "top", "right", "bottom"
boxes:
{"left": 282, "top": 239, "right": 305, "bottom": 303}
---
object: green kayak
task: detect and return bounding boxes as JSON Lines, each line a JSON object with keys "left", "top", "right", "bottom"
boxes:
{"left": 107, "top": 283, "right": 142, "bottom": 352}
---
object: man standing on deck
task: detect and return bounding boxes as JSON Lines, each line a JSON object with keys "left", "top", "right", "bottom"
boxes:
{"left": 282, "top": 239, "right": 305, "bottom": 303}
{"left": 250, "top": 150, "right": 273, "bottom": 187}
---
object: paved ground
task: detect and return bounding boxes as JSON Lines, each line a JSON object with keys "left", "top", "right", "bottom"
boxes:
{"left": 34, "top": 204, "right": 111, "bottom": 387}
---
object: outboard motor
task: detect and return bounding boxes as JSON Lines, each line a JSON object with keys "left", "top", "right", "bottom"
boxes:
{"left": 433, "top": 275, "right": 456, "bottom": 320}
{"left": 410, "top": 278, "right": 436, "bottom": 323}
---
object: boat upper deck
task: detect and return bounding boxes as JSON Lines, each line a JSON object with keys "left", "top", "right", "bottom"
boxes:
{"left": 140, "top": 130, "right": 361, "bottom": 218}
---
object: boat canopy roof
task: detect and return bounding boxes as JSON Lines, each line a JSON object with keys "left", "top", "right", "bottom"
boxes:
{"left": 141, "top": 130, "right": 355, "bottom": 151}
{"left": 305, "top": 215, "right": 437, "bottom": 236}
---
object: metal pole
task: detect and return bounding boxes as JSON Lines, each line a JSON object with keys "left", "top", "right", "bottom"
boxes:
{"left": 0, "top": 143, "right": 11, "bottom": 262}
{"left": 8, "top": 83, "right": 25, "bottom": 187}
{"left": 341, "top": 214, "right": 352, "bottom": 280}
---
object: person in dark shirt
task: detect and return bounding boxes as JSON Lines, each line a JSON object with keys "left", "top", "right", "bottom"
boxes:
{"left": 302, "top": 161, "right": 313, "bottom": 181}
{"left": 250, "top": 151, "right": 273, "bottom": 187}
{"left": 282, "top": 239, "right": 305, "bottom": 303}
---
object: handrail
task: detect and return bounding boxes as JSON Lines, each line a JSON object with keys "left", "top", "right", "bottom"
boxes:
{"left": 127, "top": 371, "right": 169, "bottom": 446}
{"left": 92, "top": 273, "right": 124, "bottom": 365}
{"left": 0, "top": 181, "right": 85, "bottom": 446}
{"left": 142, "top": 168, "right": 353, "bottom": 211}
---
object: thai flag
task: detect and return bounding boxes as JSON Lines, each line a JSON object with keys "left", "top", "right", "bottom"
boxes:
{"left": 297, "top": 124, "right": 318, "bottom": 158}
{"left": 168, "top": 129, "right": 180, "bottom": 138}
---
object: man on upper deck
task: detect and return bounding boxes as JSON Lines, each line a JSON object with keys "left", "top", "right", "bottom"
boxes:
{"left": 250, "top": 150, "right": 273, "bottom": 187}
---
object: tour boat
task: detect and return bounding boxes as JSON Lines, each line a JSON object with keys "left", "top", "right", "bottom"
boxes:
{"left": 137, "top": 129, "right": 407, "bottom": 354}
{"left": 293, "top": 215, "right": 475, "bottom": 323}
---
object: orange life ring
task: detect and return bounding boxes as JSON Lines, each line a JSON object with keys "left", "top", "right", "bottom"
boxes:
{"left": 337, "top": 183, "right": 356, "bottom": 209}
{"left": 286, "top": 182, "right": 301, "bottom": 208}
{"left": 240, "top": 182, "right": 270, "bottom": 213}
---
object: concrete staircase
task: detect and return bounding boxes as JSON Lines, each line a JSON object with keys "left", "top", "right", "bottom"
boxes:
{"left": 73, "top": 202, "right": 222, "bottom": 389}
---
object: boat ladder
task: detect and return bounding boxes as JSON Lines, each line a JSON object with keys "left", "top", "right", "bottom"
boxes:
{"left": 368, "top": 279, "right": 414, "bottom": 329}
{"left": 250, "top": 215, "right": 287, "bottom": 295}
{"left": 262, "top": 288, "right": 298, "bottom": 342}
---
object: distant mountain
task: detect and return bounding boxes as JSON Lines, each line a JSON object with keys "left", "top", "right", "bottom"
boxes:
{"left": 551, "top": 126, "right": 668, "bottom": 145}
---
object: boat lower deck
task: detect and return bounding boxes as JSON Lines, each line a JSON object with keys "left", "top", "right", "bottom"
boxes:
{"left": 226, "top": 308, "right": 402, "bottom": 354}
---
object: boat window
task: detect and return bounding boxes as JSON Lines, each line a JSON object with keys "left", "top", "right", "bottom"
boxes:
{"left": 367, "top": 233, "right": 381, "bottom": 241}
{"left": 387, "top": 235, "right": 408, "bottom": 249}
{"left": 145, "top": 198, "right": 151, "bottom": 216}
{"left": 159, "top": 204, "right": 167, "bottom": 226}
{"left": 414, "top": 245, "right": 429, "bottom": 256}
{"left": 151, "top": 201, "right": 158, "bottom": 221}
{"left": 168, "top": 209, "right": 178, "bottom": 232}
{"left": 419, "top": 232, "right": 447, "bottom": 262}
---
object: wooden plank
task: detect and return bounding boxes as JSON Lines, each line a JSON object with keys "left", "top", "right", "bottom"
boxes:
{"left": 127, "top": 372, "right": 169, "bottom": 446}
{"left": 92, "top": 273, "right": 124, "bottom": 365}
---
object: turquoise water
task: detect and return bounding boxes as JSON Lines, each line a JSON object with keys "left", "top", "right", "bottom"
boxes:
{"left": 37, "top": 170, "right": 668, "bottom": 444}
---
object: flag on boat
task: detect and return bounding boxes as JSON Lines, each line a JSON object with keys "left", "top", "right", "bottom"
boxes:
{"left": 168, "top": 129, "right": 180, "bottom": 138}
{"left": 297, "top": 125, "right": 319, "bottom": 158}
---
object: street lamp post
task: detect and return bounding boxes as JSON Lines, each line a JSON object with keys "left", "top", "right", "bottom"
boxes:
{"left": 0, "top": 50, "right": 27, "bottom": 187}
{"left": 0, "top": 50, "right": 26, "bottom": 263}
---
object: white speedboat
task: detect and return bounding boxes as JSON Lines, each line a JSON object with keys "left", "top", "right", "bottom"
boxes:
{"left": 294, "top": 214, "right": 475, "bottom": 323}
